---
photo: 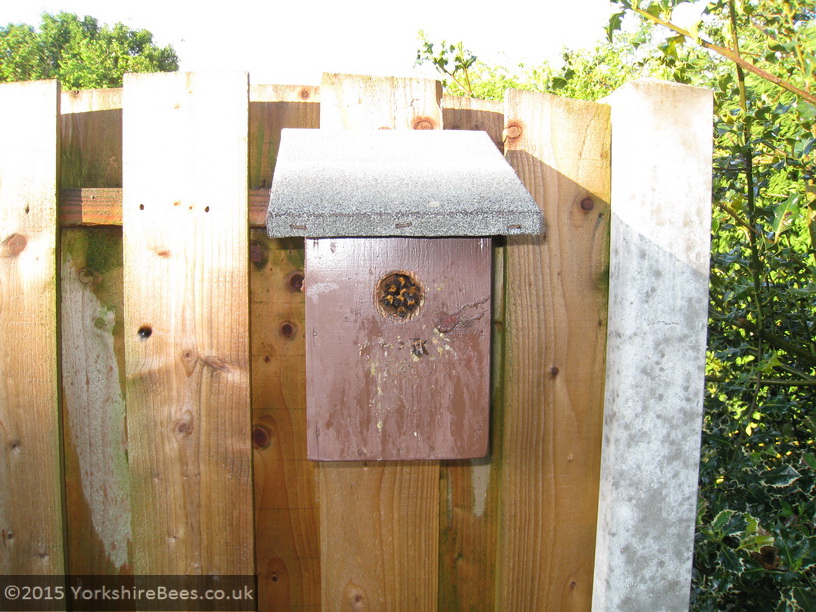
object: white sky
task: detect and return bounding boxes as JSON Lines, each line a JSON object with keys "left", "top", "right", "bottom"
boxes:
{"left": 3, "top": 0, "right": 621, "bottom": 85}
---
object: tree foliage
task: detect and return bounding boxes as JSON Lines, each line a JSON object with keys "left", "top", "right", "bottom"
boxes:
{"left": 419, "top": 1, "right": 816, "bottom": 608}
{"left": 0, "top": 12, "right": 178, "bottom": 89}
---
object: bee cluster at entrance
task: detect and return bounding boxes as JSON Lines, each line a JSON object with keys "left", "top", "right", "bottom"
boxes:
{"left": 376, "top": 271, "right": 423, "bottom": 321}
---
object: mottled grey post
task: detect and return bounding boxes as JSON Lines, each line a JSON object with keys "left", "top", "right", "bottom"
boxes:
{"left": 592, "top": 79, "right": 713, "bottom": 612}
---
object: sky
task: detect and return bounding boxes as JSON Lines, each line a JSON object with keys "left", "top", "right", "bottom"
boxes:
{"left": 3, "top": 0, "right": 622, "bottom": 85}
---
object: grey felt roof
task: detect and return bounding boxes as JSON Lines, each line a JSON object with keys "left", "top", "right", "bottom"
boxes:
{"left": 266, "top": 129, "right": 543, "bottom": 237}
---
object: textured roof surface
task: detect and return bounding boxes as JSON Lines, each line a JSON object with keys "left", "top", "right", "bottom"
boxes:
{"left": 266, "top": 129, "right": 543, "bottom": 237}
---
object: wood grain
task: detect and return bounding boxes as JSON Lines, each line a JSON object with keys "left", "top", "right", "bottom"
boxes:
{"left": 442, "top": 95, "right": 505, "bottom": 150}
{"left": 321, "top": 73, "right": 442, "bottom": 131}
{"left": 60, "top": 88, "right": 122, "bottom": 188}
{"left": 0, "top": 79, "right": 64, "bottom": 575}
{"left": 122, "top": 72, "right": 253, "bottom": 574}
{"left": 61, "top": 228, "right": 131, "bottom": 574}
{"left": 496, "top": 90, "right": 611, "bottom": 610}
{"left": 436, "top": 90, "right": 506, "bottom": 612}
{"left": 59, "top": 87, "right": 131, "bottom": 575}
{"left": 318, "top": 73, "right": 442, "bottom": 611}
{"left": 59, "top": 187, "right": 272, "bottom": 227}
{"left": 249, "top": 84, "right": 319, "bottom": 189}
{"left": 250, "top": 84, "right": 320, "bottom": 611}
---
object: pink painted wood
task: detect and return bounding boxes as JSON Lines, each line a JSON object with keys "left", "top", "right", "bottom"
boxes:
{"left": 305, "top": 237, "right": 492, "bottom": 460}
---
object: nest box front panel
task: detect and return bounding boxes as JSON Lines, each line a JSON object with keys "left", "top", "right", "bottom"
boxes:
{"left": 305, "top": 237, "right": 492, "bottom": 461}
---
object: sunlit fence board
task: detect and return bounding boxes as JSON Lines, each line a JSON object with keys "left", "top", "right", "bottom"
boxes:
{"left": 498, "top": 90, "right": 611, "bottom": 611}
{"left": 249, "top": 84, "right": 320, "bottom": 610}
{"left": 122, "top": 71, "right": 253, "bottom": 574}
{"left": 59, "top": 87, "right": 132, "bottom": 575}
{"left": 0, "top": 79, "right": 64, "bottom": 575}
{"left": 317, "top": 73, "right": 442, "bottom": 611}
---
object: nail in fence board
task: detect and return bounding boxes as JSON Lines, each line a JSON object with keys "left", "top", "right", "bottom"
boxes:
{"left": 0, "top": 79, "right": 65, "bottom": 574}
{"left": 122, "top": 72, "right": 252, "bottom": 574}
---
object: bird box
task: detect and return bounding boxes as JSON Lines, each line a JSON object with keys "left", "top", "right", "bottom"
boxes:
{"left": 267, "top": 129, "right": 542, "bottom": 460}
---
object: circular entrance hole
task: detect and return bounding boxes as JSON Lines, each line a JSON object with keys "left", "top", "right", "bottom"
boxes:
{"left": 375, "top": 271, "right": 424, "bottom": 321}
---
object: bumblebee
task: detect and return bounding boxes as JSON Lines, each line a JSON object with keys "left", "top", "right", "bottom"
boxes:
{"left": 377, "top": 271, "right": 423, "bottom": 319}
{"left": 410, "top": 338, "right": 428, "bottom": 358}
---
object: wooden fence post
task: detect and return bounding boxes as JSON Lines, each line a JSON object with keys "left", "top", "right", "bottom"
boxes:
{"left": 593, "top": 79, "right": 713, "bottom": 611}
{"left": 498, "top": 90, "right": 611, "bottom": 611}
{"left": 317, "top": 73, "right": 442, "bottom": 611}
{"left": 0, "top": 79, "right": 65, "bottom": 575}
{"left": 122, "top": 72, "right": 253, "bottom": 575}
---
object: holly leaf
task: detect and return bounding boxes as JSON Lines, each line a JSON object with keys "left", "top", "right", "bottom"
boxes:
{"left": 771, "top": 193, "right": 801, "bottom": 241}
{"left": 607, "top": 11, "right": 626, "bottom": 42}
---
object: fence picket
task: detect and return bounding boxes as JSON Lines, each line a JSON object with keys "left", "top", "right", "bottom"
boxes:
{"left": 122, "top": 72, "right": 253, "bottom": 574}
{"left": 317, "top": 73, "right": 441, "bottom": 611}
{"left": 0, "top": 79, "right": 64, "bottom": 574}
{"left": 249, "top": 84, "right": 321, "bottom": 609}
{"left": 497, "top": 90, "right": 611, "bottom": 610}
{"left": 59, "top": 87, "right": 132, "bottom": 575}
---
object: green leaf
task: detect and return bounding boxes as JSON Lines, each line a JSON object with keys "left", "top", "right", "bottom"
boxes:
{"left": 719, "top": 547, "right": 745, "bottom": 573}
{"left": 771, "top": 193, "right": 801, "bottom": 240}
{"left": 790, "top": 587, "right": 816, "bottom": 611}
{"left": 711, "top": 509, "right": 737, "bottom": 533}
{"left": 607, "top": 12, "right": 626, "bottom": 42}
{"left": 761, "top": 465, "right": 801, "bottom": 489}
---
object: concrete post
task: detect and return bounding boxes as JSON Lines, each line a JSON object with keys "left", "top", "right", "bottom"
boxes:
{"left": 592, "top": 79, "right": 713, "bottom": 611}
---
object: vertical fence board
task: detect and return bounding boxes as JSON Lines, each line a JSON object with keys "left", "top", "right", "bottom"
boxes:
{"left": 0, "top": 79, "right": 64, "bottom": 574}
{"left": 250, "top": 84, "right": 320, "bottom": 610}
{"left": 61, "top": 228, "right": 130, "bottom": 574}
{"left": 437, "top": 96, "right": 505, "bottom": 612}
{"left": 249, "top": 84, "right": 320, "bottom": 189}
{"left": 61, "top": 88, "right": 123, "bottom": 188}
{"left": 442, "top": 95, "right": 505, "bottom": 150}
{"left": 321, "top": 73, "right": 443, "bottom": 131}
{"left": 122, "top": 72, "right": 253, "bottom": 574}
{"left": 592, "top": 79, "right": 712, "bottom": 612}
{"left": 317, "top": 73, "right": 441, "bottom": 611}
{"left": 498, "top": 90, "right": 610, "bottom": 610}
{"left": 59, "top": 88, "right": 131, "bottom": 575}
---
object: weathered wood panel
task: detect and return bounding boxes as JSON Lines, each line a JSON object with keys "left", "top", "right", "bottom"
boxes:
{"left": 437, "top": 97, "right": 505, "bottom": 612}
{"left": 442, "top": 95, "right": 505, "bottom": 150}
{"left": 60, "top": 88, "right": 123, "bottom": 188}
{"left": 122, "top": 72, "right": 253, "bottom": 574}
{"left": 497, "top": 90, "right": 611, "bottom": 610}
{"left": 0, "top": 80, "right": 64, "bottom": 574}
{"left": 59, "top": 88, "right": 131, "bottom": 575}
{"left": 321, "top": 73, "right": 442, "bottom": 131}
{"left": 317, "top": 73, "right": 441, "bottom": 610}
{"left": 61, "top": 228, "right": 131, "bottom": 575}
{"left": 250, "top": 84, "right": 320, "bottom": 610}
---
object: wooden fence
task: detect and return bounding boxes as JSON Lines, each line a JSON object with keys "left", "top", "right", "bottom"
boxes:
{"left": 0, "top": 72, "right": 711, "bottom": 611}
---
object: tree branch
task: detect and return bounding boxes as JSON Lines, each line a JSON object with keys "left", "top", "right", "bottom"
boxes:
{"left": 710, "top": 306, "right": 816, "bottom": 369}
{"left": 633, "top": 6, "right": 816, "bottom": 107}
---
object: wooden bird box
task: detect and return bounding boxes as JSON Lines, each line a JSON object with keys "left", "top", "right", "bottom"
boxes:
{"left": 267, "top": 129, "right": 542, "bottom": 460}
